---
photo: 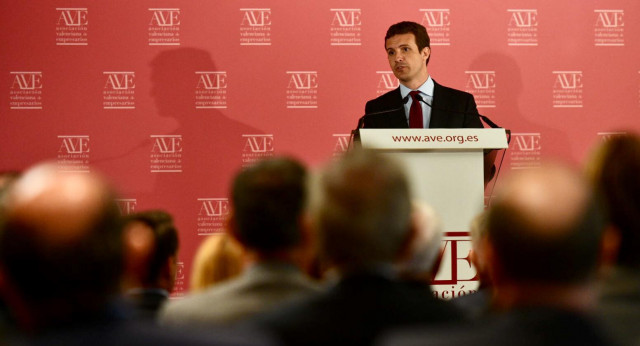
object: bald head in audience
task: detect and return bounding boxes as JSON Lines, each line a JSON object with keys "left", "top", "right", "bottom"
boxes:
{"left": 381, "top": 163, "right": 617, "bottom": 346}
{"left": 485, "top": 163, "right": 609, "bottom": 310}
{"left": 0, "top": 164, "right": 122, "bottom": 331}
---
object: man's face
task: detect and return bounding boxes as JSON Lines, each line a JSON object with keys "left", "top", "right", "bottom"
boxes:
{"left": 385, "top": 33, "right": 430, "bottom": 88}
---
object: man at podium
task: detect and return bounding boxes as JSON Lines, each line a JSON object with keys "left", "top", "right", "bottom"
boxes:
{"left": 362, "top": 21, "right": 483, "bottom": 130}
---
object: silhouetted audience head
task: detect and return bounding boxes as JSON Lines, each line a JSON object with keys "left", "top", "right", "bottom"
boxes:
{"left": 469, "top": 212, "right": 491, "bottom": 288}
{"left": 312, "top": 149, "right": 413, "bottom": 271}
{"left": 585, "top": 133, "right": 640, "bottom": 269}
{"left": 122, "top": 210, "right": 178, "bottom": 291}
{"left": 0, "top": 171, "right": 21, "bottom": 211}
{"left": 190, "top": 233, "right": 244, "bottom": 292}
{"left": 0, "top": 163, "right": 122, "bottom": 331}
{"left": 158, "top": 157, "right": 318, "bottom": 328}
{"left": 379, "top": 164, "right": 616, "bottom": 346}
{"left": 449, "top": 212, "right": 492, "bottom": 319}
{"left": 229, "top": 157, "right": 307, "bottom": 255}
{"left": 486, "top": 163, "right": 607, "bottom": 287}
{"left": 397, "top": 201, "right": 443, "bottom": 282}
{"left": 0, "top": 171, "right": 20, "bottom": 192}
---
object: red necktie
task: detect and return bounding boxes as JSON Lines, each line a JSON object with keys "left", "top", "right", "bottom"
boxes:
{"left": 409, "top": 91, "right": 423, "bottom": 128}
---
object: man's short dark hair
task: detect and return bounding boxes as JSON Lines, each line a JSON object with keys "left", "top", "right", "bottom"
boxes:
{"left": 231, "top": 157, "right": 307, "bottom": 252}
{"left": 385, "top": 21, "right": 431, "bottom": 65}
{"left": 124, "top": 210, "right": 178, "bottom": 285}
{"left": 486, "top": 182, "right": 606, "bottom": 284}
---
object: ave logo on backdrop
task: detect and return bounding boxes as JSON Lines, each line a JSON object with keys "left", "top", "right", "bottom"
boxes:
{"left": 376, "top": 71, "right": 399, "bottom": 95}
{"left": 195, "top": 71, "right": 227, "bottom": 109}
{"left": 242, "top": 134, "right": 274, "bottom": 166}
{"left": 507, "top": 9, "right": 538, "bottom": 46}
{"left": 241, "top": 8, "right": 271, "bottom": 26}
{"left": 103, "top": 72, "right": 135, "bottom": 109}
{"left": 420, "top": 9, "right": 451, "bottom": 46}
{"left": 510, "top": 133, "right": 542, "bottom": 170}
{"left": 57, "top": 8, "right": 88, "bottom": 26}
{"left": 597, "top": 132, "right": 626, "bottom": 142}
{"left": 240, "top": 8, "right": 271, "bottom": 46}
{"left": 57, "top": 135, "right": 90, "bottom": 173}
{"left": 197, "top": 198, "right": 229, "bottom": 235}
{"left": 431, "top": 233, "right": 478, "bottom": 300}
{"left": 286, "top": 71, "right": 318, "bottom": 109}
{"left": 333, "top": 134, "right": 351, "bottom": 155}
{"left": 58, "top": 136, "right": 90, "bottom": 155}
{"left": 514, "top": 133, "right": 542, "bottom": 151}
{"left": 56, "top": 8, "right": 88, "bottom": 46}
{"left": 243, "top": 134, "right": 274, "bottom": 153}
{"left": 330, "top": 9, "right": 362, "bottom": 46}
{"left": 465, "top": 71, "right": 496, "bottom": 108}
{"left": 172, "top": 261, "right": 186, "bottom": 298}
{"left": 10, "top": 72, "right": 43, "bottom": 110}
{"left": 11, "top": 72, "right": 42, "bottom": 90}
{"left": 148, "top": 8, "right": 181, "bottom": 46}
{"left": 150, "top": 135, "right": 183, "bottom": 173}
{"left": 116, "top": 199, "right": 138, "bottom": 216}
{"left": 594, "top": 10, "right": 624, "bottom": 46}
{"left": 552, "top": 71, "right": 583, "bottom": 108}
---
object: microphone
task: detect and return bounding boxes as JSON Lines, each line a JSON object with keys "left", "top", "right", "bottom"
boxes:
{"left": 413, "top": 94, "right": 503, "bottom": 130}
{"left": 412, "top": 93, "right": 510, "bottom": 201}
{"left": 412, "top": 93, "right": 510, "bottom": 146}
{"left": 356, "top": 95, "right": 410, "bottom": 129}
{"left": 350, "top": 95, "right": 410, "bottom": 150}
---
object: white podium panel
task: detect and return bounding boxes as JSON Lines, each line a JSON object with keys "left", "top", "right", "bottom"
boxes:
{"left": 359, "top": 128, "right": 506, "bottom": 232}
{"left": 383, "top": 150, "right": 484, "bottom": 232}
{"left": 358, "top": 128, "right": 508, "bottom": 299}
{"left": 359, "top": 128, "right": 508, "bottom": 150}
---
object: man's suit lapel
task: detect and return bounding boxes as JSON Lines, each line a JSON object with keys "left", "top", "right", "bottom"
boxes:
{"left": 390, "top": 88, "right": 408, "bottom": 128}
{"left": 364, "top": 87, "right": 407, "bottom": 128}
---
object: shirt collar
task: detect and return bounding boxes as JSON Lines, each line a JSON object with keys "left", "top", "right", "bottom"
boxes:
{"left": 400, "top": 75, "right": 434, "bottom": 99}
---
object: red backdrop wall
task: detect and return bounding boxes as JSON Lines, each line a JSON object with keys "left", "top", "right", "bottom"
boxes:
{"left": 2, "top": 0, "right": 639, "bottom": 297}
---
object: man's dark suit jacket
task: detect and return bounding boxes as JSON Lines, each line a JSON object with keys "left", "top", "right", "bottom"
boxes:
{"left": 360, "top": 80, "right": 499, "bottom": 183}
{"left": 379, "top": 306, "right": 616, "bottom": 346}
{"left": 6, "top": 305, "right": 274, "bottom": 346}
{"left": 252, "top": 271, "right": 464, "bottom": 346}
{"left": 125, "top": 289, "right": 169, "bottom": 320}
{"left": 362, "top": 80, "right": 483, "bottom": 129}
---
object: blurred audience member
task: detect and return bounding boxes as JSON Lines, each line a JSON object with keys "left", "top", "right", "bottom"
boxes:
{"left": 252, "top": 150, "right": 462, "bottom": 346}
{"left": 0, "top": 171, "right": 21, "bottom": 208}
{"left": 121, "top": 210, "right": 179, "bottom": 320}
{"left": 0, "top": 164, "right": 125, "bottom": 335}
{"left": 0, "top": 163, "right": 272, "bottom": 345}
{"left": 452, "top": 212, "right": 492, "bottom": 318}
{"left": 0, "top": 170, "right": 20, "bottom": 336}
{"left": 397, "top": 200, "right": 443, "bottom": 285}
{"left": 586, "top": 132, "right": 640, "bottom": 346}
{"left": 190, "top": 233, "right": 244, "bottom": 292}
{"left": 0, "top": 170, "right": 20, "bottom": 189}
{"left": 381, "top": 163, "right": 617, "bottom": 346}
{"left": 160, "top": 157, "right": 320, "bottom": 327}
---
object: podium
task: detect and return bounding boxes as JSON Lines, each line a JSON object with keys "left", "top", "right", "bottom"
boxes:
{"left": 358, "top": 128, "right": 509, "bottom": 298}
{"left": 358, "top": 128, "right": 508, "bottom": 232}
